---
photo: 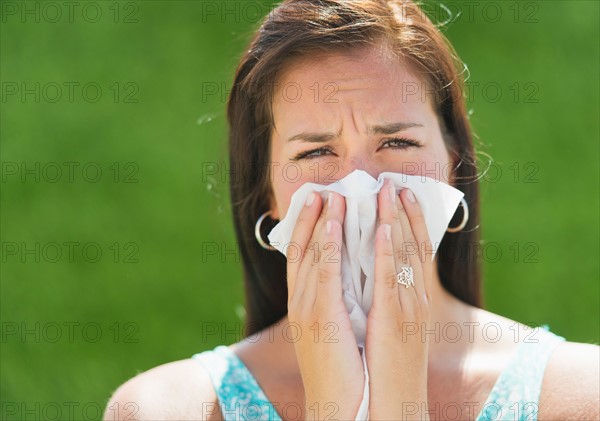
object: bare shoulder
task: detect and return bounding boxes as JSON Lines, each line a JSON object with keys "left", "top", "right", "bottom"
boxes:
{"left": 538, "top": 340, "right": 600, "bottom": 420}
{"left": 102, "top": 358, "right": 223, "bottom": 421}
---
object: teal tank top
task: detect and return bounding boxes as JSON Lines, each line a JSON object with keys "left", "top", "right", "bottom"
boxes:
{"left": 192, "top": 324, "right": 565, "bottom": 421}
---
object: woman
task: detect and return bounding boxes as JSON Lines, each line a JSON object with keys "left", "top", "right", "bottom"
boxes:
{"left": 104, "top": 0, "right": 599, "bottom": 420}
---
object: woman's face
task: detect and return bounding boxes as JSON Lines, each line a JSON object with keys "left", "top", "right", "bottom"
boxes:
{"left": 268, "top": 46, "right": 455, "bottom": 220}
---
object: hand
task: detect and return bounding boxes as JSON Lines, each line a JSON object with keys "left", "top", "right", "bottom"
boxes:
{"left": 366, "top": 179, "right": 433, "bottom": 421}
{"left": 286, "top": 190, "right": 365, "bottom": 421}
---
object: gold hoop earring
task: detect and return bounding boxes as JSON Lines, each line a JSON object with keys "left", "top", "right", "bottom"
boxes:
{"left": 446, "top": 197, "right": 469, "bottom": 233}
{"left": 255, "top": 211, "right": 277, "bottom": 251}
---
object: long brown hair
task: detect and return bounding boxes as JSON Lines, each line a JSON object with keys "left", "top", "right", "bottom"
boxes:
{"left": 227, "top": 0, "right": 483, "bottom": 336}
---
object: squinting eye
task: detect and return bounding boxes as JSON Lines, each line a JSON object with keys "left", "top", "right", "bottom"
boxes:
{"left": 292, "top": 146, "right": 334, "bottom": 161}
{"left": 382, "top": 138, "right": 422, "bottom": 149}
{"left": 291, "top": 137, "right": 422, "bottom": 161}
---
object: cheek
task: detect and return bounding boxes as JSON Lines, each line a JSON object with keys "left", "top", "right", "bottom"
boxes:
{"left": 407, "top": 156, "right": 452, "bottom": 183}
{"left": 429, "top": 147, "right": 454, "bottom": 184}
{"left": 272, "top": 167, "right": 316, "bottom": 219}
{"left": 404, "top": 139, "right": 453, "bottom": 184}
{"left": 272, "top": 157, "right": 346, "bottom": 219}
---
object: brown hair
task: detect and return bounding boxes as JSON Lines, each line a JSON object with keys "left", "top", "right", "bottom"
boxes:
{"left": 227, "top": 0, "right": 483, "bottom": 336}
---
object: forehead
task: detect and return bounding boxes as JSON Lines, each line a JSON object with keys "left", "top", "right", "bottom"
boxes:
{"left": 271, "top": 47, "right": 437, "bottom": 132}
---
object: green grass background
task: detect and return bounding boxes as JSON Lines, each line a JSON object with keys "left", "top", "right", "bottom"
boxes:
{"left": 1, "top": 1, "right": 598, "bottom": 419}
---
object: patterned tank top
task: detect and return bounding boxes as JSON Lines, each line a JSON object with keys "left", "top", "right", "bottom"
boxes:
{"left": 192, "top": 324, "right": 565, "bottom": 420}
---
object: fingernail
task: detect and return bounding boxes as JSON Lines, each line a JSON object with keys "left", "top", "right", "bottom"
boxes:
{"left": 328, "top": 192, "right": 334, "bottom": 209}
{"left": 383, "top": 224, "right": 391, "bottom": 240}
{"left": 388, "top": 181, "right": 396, "bottom": 202}
{"left": 326, "top": 220, "right": 332, "bottom": 234}
{"left": 406, "top": 189, "right": 416, "bottom": 204}
{"left": 305, "top": 192, "right": 315, "bottom": 207}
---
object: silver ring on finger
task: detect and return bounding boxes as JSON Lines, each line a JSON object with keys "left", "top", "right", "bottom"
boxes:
{"left": 396, "top": 266, "right": 414, "bottom": 288}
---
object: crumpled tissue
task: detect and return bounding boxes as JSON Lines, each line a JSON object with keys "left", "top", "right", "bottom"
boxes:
{"left": 267, "top": 169, "right": 464, "bottom": 420}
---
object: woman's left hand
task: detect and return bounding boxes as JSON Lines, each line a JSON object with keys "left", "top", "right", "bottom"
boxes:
{"left": 365, "top": 178, "right": 433, "bottom": 421}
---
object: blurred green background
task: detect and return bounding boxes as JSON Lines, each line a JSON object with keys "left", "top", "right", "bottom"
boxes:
{"left": 1, "top": 0, "right": 598, "bottom": 419}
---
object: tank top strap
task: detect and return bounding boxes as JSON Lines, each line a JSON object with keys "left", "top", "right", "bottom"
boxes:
{"left": 475, "top": 324, "right": 566, "bottom": 421}
{"left": 192, "top": 345, "right": 283, "bottom": 421}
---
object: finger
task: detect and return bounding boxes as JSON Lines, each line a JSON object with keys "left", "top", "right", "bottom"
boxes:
{"left": 292, "top": 191, "right": 346, "bottom": 308}
{"left": 287, "top": 191, "right": 324, "bottom": 300}
{"left": 399, "top": 187, "right": 434, "bottom": 306}
{"left": 392, "top": 186, "right": 426, "bottom": 307}
{"left": 377, "top": 179, "right": 418, "bottom": 312}
{"left": 373, "top": 222, "right": 402, "bottom": 313}
{"left": 299, "top": 237, "right": 321, "bottom": 310}
{"left": 314, "top": 219, "right": 344, "bottom": 313}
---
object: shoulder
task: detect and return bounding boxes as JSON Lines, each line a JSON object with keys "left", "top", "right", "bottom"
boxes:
{"left": 538, "top": 340, "right": 600, "bottom": 420}
{"left": 470, "top": 308, "right": 599, "bottom": 418}
{"left": 102, "top": 357, "right": 223, "bottom": 421}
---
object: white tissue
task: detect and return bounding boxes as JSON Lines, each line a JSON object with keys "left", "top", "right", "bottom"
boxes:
{"left": 267, "top": 169, "right": 464, "bottom": 420}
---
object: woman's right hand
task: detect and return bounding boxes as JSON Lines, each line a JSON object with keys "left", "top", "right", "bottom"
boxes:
{"left": 286, "top": 190, "right": 365, "bottom": 421}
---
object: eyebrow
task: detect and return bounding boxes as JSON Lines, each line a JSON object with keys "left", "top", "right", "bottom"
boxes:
{"left": 287, "top": 122, "right": 424, "bottom": 143}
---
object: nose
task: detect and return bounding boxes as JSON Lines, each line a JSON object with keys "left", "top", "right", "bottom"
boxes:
{"left": 335, "top": 156, "right": 381, "bottom": 182}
